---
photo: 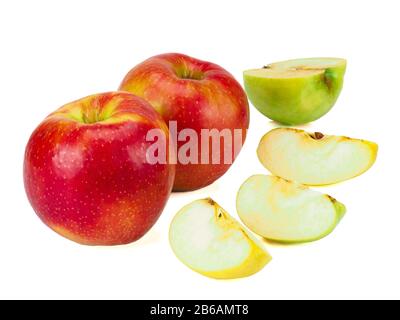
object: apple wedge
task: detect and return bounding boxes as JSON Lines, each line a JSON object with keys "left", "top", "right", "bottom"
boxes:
{"left": 169, "top": 198, "right": 271, "bottom": 279}
{"left": 236, "top": 175, "right": 346, "bottom": 243}
{"left": 258, "top": 128, "right": 378, "bottom": 185}
{"left": 244, "top": 57, "right": 346, "bottom": 124}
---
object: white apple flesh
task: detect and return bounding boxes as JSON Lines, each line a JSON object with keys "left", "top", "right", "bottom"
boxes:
{"left": 257, "top": 128, "right": 378, "bottom": 185}
{"left": 236, "top": 175, "right": 346, "bottom": 243}
{"left": 169, "top": 198, "right": 271, "bottom": 279}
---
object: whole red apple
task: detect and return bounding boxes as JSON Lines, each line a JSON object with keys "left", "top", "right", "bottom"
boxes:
{"left": 119, "top": 53, "right": 249, "bottom": 191}
{"left": 24, "top": 92, "right": 175, "bottom": 245}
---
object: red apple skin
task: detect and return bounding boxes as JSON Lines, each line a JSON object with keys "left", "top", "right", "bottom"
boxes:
{"left": 119, "top": 53, "right": 249, "bottom": 191}
{"left": 24, "top": 92, "right": 175, "bottom": 245}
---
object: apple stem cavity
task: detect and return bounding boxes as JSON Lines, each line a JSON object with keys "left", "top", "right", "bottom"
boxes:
{"left": 80, "top": 103, "right": 114, "bottom": 124}
{"left": 323, "top": 69, "right": 335, "bottom": 91}
{"left": 82, "top": 109, "right": 101, "bottom": 124}
{"left": 175, "top": 65, "right": 204, "bottom": 81}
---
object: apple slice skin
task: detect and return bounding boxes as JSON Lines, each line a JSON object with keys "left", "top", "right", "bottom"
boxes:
{"left": 203, "top": 241, "right": 270, "bottom": 279}
{"left": 243, "top": 58, "right": 346, "bottom": 125}
{"left": 236, "top": 175, "right": 346, "bottom": 244}
{"left": 257, "top": 128, "right": 378, "bottom": 186}
{"left": 169, "top": 198, "right": 271, "bottom": 279}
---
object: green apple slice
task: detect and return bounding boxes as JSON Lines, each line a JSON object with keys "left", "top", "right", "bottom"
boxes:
{"left": 243, "top": 57, "right": 346, "bottom": 125}
{"left": 236, "top": 175, "right": 346, "bottom": 243}
{"left": 169, "top": 198, "right": 271, "bottom": 279}
{"left": 257, "top": 128, "right": 378, "bottom": 185}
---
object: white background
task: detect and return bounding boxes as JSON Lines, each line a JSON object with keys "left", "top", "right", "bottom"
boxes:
{"left": 0, "top": 0, "right": 399, "bottom": 300}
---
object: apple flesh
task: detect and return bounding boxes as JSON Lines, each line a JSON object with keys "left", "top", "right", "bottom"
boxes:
{"left": 237, "top": 175, "right": 346, "bottom": 243}
{"left": 257, "top": 128, "right": 378, "bottom": 185}
{"left": 24, "top": 92, "right": 175, "bottom": 245}
{"left": 243, "top": 57, "right": 346, "bottom": 125}
{"left": 169, "top": 198, "right": 271, "bottom": 279}
{"left": 119, "top": 53, "right": 249, "bottom": 191}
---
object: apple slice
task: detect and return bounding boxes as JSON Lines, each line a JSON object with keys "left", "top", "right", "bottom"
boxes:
{"left": 257, "top": 128, "right": 378, "bottom": 185}
{"left": 236, "top": 175, "right": 346, "bottom": 243}
{"left": 243, "top": 57, "right": 346, "bottom": 124}
{"left": 169, "top": 198, "right": 271, "bottom": 279}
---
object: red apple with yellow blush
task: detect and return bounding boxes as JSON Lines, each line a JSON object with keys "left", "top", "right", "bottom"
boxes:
{"left": 119, "top": 53, "right": 249, "bottom": 191}
{"left": 24, "top": 92, "right": 175, "bottom": 245}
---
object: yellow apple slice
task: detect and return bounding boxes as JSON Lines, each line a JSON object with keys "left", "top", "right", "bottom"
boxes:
{"left": 257, "top": 128, "right": 378, "bottom": 185}
{"left": 169, "top": 198, "right": 271, "bottom": 279}
{"left": 236, "top": 175, "right": 346, "bottom": 243}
